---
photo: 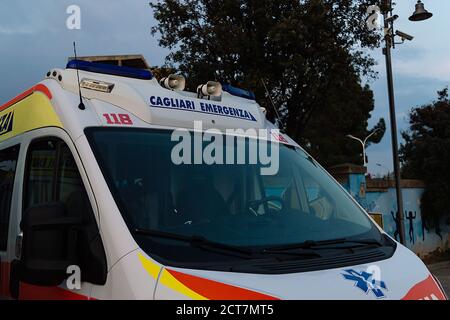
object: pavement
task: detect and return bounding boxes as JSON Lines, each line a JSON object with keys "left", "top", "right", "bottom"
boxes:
{"left": 427, "top": 261, "right": 450, "bottom": 298}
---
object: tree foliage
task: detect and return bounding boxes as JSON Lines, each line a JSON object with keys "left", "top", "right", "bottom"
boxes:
{"left": 400, "top": 88, "right": 450, "bottom": 231}
{"left": 150, "top": 0, "right": 385, "bottom": 167}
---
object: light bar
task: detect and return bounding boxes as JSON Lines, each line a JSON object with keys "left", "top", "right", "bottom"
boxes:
{"left": 80, "top": 78, "right": 115, "bottom": 93}
{"left": 222, "top": 84, "right": 256, "bottom": 100}
{"left": 67, "top": 60, "right": 153, "bottom": 80}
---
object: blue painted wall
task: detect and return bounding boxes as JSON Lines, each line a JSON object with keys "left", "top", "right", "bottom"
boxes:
{"left": 342, "top": 172, "right": 449, "bottom": 257}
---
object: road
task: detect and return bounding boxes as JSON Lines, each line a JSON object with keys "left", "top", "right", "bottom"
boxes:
{"left": 428, "top": 261, "right": 450, "bottom": 298}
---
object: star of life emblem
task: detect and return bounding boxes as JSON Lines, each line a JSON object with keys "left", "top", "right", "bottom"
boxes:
{"left": 342, "top": 269, "right": 388, "bottom": 299}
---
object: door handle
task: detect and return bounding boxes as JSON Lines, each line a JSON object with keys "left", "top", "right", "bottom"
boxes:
{"left": 15, "top": 233, "right": 23, "bottom": 259}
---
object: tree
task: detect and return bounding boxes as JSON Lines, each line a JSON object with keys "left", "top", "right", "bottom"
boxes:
{"left": 400, "top": 88, "right": 450, "bottom": 233}
{"left": 150, "top": 0, "right": 385, "bottom": 167}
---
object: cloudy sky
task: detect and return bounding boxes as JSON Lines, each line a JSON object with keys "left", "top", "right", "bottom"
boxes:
{"left": 1, "top": 1, "right": 449, "bottom": 175}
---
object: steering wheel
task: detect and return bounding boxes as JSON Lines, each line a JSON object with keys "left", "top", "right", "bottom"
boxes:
{"left": 247, "top": 196, "right": 284, "bottom": 216}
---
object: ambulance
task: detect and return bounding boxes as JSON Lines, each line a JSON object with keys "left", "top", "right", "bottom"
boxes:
{"left": 0, "top": 59, "right": 447, "bottom": 300}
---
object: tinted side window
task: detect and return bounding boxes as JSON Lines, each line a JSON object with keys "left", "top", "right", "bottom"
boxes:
{"left": 24, "top": 140, "right": 57, "bottom": 210}
{"left": 23, "top": 138, "right": 107, "bottom": 284}
{"left": 0, "top": 145, "right": 20, "bottom": 251}
{"left": 24, "top": 140, "right": 84, "bottom": 211}
{"left": 56, "top": 143, "right": 84, "bottom": 204}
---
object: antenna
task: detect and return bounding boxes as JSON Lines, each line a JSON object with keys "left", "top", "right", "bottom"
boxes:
{"left": 260, "top": 79, "right": 284, "bottom": 129}
{"left": 73, "top": 42, "right": 86, "bottom": 110}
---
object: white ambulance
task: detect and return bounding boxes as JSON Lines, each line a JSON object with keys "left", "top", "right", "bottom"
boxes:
{"left": 0, "top": 59, "right": 447, "bottom": 300}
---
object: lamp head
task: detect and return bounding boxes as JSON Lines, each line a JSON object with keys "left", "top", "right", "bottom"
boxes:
{"left": 409, "top": 0, "right": 433, "bottom": 22}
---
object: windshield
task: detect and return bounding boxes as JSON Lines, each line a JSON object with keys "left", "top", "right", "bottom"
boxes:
{"left": 86, "top": 128, "right": 381, "bottom": 264}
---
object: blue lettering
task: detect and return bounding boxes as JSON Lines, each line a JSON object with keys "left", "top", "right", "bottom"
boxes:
{"left": 163, "top": 98, "right": 171, "bottom": 107}
{"left": 205, "top": 104, "right": 213, "bottom": 113}
{"left": 149, "top": 96, "right": 256, "bottom": 122}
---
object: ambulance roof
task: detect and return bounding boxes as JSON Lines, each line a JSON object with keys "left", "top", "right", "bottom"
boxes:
{"left": 1, "top": 60, "right": 295, "bottom": 145}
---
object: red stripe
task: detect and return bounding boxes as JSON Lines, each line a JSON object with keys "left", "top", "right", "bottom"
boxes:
{"left": 402, "top": 275, "right": 447, "bottom": 300}
{"left": 167, "top": 269, "right": 279, "bottom": 300}
{"left": 19, "top": 283, "right": 90, "bottom": 300}
{"left": 1, "top": 262, "right": 90, "bottom": 300}
{"left": 33, "top": 84, "right": 53, "bottom": 100}
{"left": 0, "top": 261, "right": 11, "bottom": 299}
{"left": 0, "top": 84, "right": 52, "bottom": 113}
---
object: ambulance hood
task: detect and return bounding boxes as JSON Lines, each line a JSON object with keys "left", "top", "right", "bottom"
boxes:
{"left": 147, "top": 244, "right": 444, "bottom": 300}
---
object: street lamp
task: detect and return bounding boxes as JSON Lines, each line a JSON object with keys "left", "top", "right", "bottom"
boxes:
{"left": 381, "top": 0, "right": 432, "bottom": 245}
{"left": 376, "top": 163, "right": 390, "bottom": 179}
{"left": 346, "top": 128, "right": 381, "bottom": 167}
{"left": 409, "top": 1, "right": 433, "bottom": 21}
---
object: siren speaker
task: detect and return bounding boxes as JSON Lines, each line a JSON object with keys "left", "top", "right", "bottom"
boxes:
{"left": 160, "top": 74, "right": 186, "bottom": 91}
{"left": 197, "top": 81, "right": 222, "bottom": 97}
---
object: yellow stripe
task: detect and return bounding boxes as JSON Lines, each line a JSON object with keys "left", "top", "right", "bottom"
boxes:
{"left": 0, "top": 93, "right": 62, "bottom": 143}
{"left": 138, "top": 253, "right": 206, "bottom": 300}
{"left": 137, "top": 253, "right": 161, "bottom": 280}
{"left": 159, "top": 269, "right": 207, "bottom": 300}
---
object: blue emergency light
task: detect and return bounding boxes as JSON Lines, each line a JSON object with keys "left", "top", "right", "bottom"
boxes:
{"left": 67, "top": 60, "right": 154, "bottom": 80}
{"left": 222, "top": 84, "right": 256, "bottom": 100}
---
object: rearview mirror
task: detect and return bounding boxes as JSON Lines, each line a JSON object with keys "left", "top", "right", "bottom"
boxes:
{"left": 13, "top": 203, "right": 82, "bottom": 288}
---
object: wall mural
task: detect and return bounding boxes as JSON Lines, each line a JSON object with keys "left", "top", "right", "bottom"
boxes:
{"left": 343, "top": 174, "right": 449, "bottom": 257}
{"left": 406, "top": 211, "right": 416, "bottom": 244}
{"left": 390, "top": 211, "right": 401, "bottom": 242}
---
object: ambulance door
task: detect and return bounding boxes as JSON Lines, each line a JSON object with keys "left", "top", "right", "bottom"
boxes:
{"left": 0, "top": 143, "right": 20, "bottom": 299}
{"left": 10, "top": 128, "right": 106, "bottom": 300}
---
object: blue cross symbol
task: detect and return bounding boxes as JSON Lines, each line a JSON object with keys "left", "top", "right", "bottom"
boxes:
{"left": 342, "top": 269, "right": 388, "bottom": 299}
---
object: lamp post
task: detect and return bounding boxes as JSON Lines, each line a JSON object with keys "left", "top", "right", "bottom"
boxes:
{"left": 376, "top": 163, "right": 390, "bottom": 179}
{"left": 347, "top": 129, "right": 381, "bottom": 167}
{"left": 380, "top": 0, "right": 433, "bottom": 245}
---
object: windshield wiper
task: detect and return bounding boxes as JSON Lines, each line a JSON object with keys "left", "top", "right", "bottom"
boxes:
{"left": 133, "top": 228, "right": 254, "bottom": 258}
{"left": 259, "top": 248, "right": 322, "bottom": 258}
{"left": 267, "top": 238, "right": 383, "bottom": 251}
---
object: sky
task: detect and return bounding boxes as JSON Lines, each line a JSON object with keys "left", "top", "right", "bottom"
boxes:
{"left": 1, "top": 0, "right": 449, "bottom": 175}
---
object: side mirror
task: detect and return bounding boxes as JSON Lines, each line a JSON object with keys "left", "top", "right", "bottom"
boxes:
{"left": 15, "top": 203, "right": 82, "bottom": 287}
